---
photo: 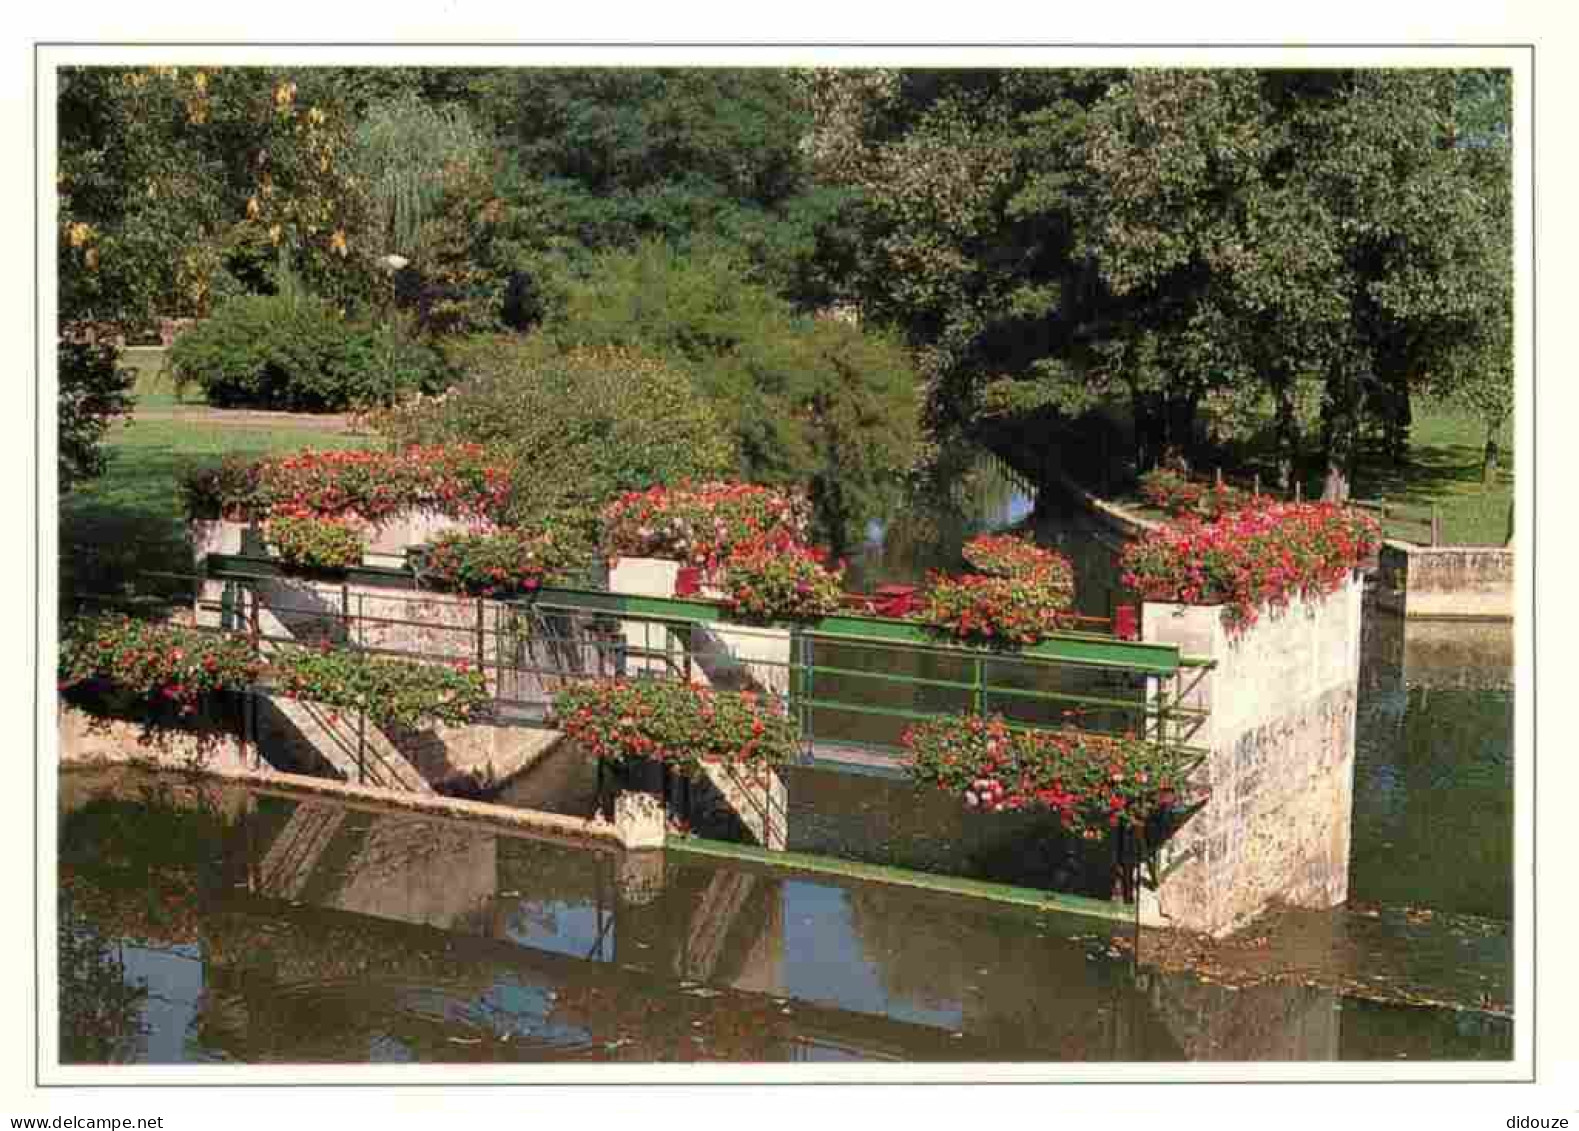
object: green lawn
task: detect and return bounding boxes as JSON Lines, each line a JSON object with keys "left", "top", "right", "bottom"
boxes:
{"left": 121, "top": 345, "right": 200, "bottom": 405}
{"left": 1346, "top": 398, "right": 1513, "bottom": 547}
{"left": 1101, "top": 397, "right": 1512, "bottom": 547}
{"left": 59, "top": 415, "right": 371, "bottom": 611}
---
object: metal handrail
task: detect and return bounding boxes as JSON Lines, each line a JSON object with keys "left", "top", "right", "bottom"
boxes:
{"left": 67, "top": 566, "right": 1212, "bottom": 765}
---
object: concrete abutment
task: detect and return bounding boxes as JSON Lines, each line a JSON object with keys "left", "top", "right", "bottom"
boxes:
{"left": 1141, "top": 575, "right": 1364, "bottom": 937}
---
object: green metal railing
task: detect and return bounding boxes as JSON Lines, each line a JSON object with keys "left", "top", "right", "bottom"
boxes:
{"left": 192, "top": 552, "right": 1212, "bottom": 765}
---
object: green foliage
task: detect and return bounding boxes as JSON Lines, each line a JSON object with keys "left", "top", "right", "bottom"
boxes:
{"left": 373, "top": 339, "right": 736, "bottom": 536}
{"left": 270, "top": 645, "right": 489, "bottom": 729}
{"left": 351, "top": 94, "right": 491, "bottom": 259}
{"left": 264, "top": 514, "right": 366, "bottom": 571}
{"left": 820, "top": 69, "right": 1512, "bottom": 494}
{"left": 167, "top": 293, "right": 450, "bottom": 410}
{"left": 58, "top": 67, "right": 379, "bottom": 331}
{"left": 58, "top": 339, "right": 136, "bottom": 491}
{"left": 547, "top": 241, "right": 921, "bottom": 550}
{"left": 59, "top": 614, "right": 262, "bottom": 711}
{"left": 552, "top": 678, "right": 798, "bottom": 778}
{"left": 471, "top": 68, "right": 849, "bottom": 303}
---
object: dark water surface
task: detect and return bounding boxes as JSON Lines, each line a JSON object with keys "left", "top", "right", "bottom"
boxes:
{"left": 58, "top": 770, "right": 1509, "bottom": 1065}
{"left": 56, "top": 457, "right": 1515, "bottom": 1065}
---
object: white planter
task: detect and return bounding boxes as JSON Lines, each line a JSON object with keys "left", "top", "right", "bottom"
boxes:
{"left": 608, "top": 556, "right": 684, "bottom": 598}
{"left": 365, "top": 508, "right": 490, "bottom": 556}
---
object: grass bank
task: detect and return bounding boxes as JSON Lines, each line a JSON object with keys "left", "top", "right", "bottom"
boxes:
{"left": 59, "top": 412, "right": 371, "bottom": 611}
{"left": 1085, "top": 397, "right": 1512, "bottom": 547}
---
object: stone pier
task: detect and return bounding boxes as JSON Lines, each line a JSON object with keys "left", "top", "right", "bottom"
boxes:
{"left": 607, "top": 556, "right": 790, "bottom": 850}
{"left": 1140, "top": 574, "right": 1364, "bottom": 937}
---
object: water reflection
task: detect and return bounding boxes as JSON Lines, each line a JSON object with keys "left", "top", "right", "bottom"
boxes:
{"left": 1351, "top": 611, "right": 1514, "bottom": 919}
{"left": 59, "top": 770, "right": 1510, "bottom": 1065}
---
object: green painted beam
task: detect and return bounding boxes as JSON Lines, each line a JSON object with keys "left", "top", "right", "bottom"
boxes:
{"left": 805, "top": 623, "right": 1183, "bottom": 675}
{"left": 205, "top": 551, "right": 419, "bottom": 591}
{"left": 667, "top": 836, "right": 1136, "bottom": 925}
{"left": 204, "top": 555, "right": 1188, "bottom": 674}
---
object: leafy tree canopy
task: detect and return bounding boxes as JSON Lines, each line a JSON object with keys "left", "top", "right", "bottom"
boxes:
{"left": 544, "top": 240, "right": 922, "bottom": 551}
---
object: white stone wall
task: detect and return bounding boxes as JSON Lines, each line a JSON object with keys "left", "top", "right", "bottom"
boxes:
{"left": 1139, "top": 574, "right": 1364, "bottom": 937}
{"left": 1376, "top": 540, "right": 1514, "bottom": 621}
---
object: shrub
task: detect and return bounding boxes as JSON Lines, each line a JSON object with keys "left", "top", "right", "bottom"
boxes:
{"left": 903, "top": 713, "right": 1204, "bottom": 838}
{"left": 717, "top": 541, "right": 844, "bottom": 623}
{"left": 601, "top": 481, "right": 810, "bottom": 568}
{"left": 1138, "top": 468, "right": 1251, "bottom": 519}
{"left": 1119, "top": 501, "right": 1382, "bottom": 631}
{"left": 265, "top": 514, "right": 367, "bottom": 572}
{"left": 548, "top": 240, "right": 921, "bottom": 550}
{"left": 420, "top": 526, "right": 585, "bottom": 598}
{"left": 59, "top": 615, "right": 262, "bottom": 713}
{"left": 268, "top": 646, "right": 489, "bottom": 729}
{"left": 918, "top": 572, "right": 1074, "bottom": 647}
{"left": 370, "top": 340, "right": 737, "bottom": 534}
{"left": 167, "top": 293, "right": 450, "bottom": 411}
{"left": 552, "top": 679, "right": 797, "bottom": 779}
{"left": 59, "top": 339, "right": 135, "bottom": 492}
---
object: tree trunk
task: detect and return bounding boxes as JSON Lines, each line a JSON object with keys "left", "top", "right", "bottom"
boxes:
{"left": 1320, "top": 368, "right": 1363, "bottom": 503}
{"left": 1482, "top": 432, "right": 1501, "bottom": 487}
{"left": 1164, "top": 391, "right": 1200, "bottom": 470}
{"left": 1273, "top": 383, "right": 1298, "bottom": 492}
{"left": 1133, "top": 392, "right": 1165, "bottom": 476}
{"left": 1322, "top": 461, "right": 1351, "bottom": 502}
{"left": 1384, "top": 382, "right": 1412, "bottom": 467}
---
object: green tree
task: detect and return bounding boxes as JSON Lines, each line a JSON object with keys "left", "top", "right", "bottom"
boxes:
{"left": 830, "top": 69, "right": 1513, "bottom": 500}
{"left": 471, "top": 68, "right": 856, "bottom": 308}
{"left": 57, "top": 65, "right": 386, "bottom": 486}
{"left": 546, "top": 241, "right": 922, "bottom": 552}
{"left": 57, "top": 340, "right": 135, "bottom": 491}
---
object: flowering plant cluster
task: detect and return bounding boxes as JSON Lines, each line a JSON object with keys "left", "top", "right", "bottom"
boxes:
{"left": 264, "top": 513, "right": 367, "bottom": 571}
{"left": 717, "top": 540, "right": 845, "bottom": 624}
{"left": 961, "top": 533, "right": 1073, "bottom": 585}
{"left": 903, "top": 713, "right": 1201, "bottom": 838}
{"left": 1138, "top": 468, "right": 1251, "bottom": 519}
{"left": 1120, "top": 501, "right": 1382, "bottom": 631}
{"left": 185, "top": 444, "right": 512, "bottom": 524}
{"left": 919, "top": 571, "right": 1073, "bottom": 646}
{"left": 420, "top": 527, "right": 581, "bottom": 598}
{"left": 600, "top": 482, "right": 810, "bottom": 569}
{"left": 552, "top": 679, "right": 797, "bottom": 779}
{"left": 268, "top": 645, "right": 490, "bottom": 729}
{"left": 59, "top": 615, "right": 262, "bottom": 714}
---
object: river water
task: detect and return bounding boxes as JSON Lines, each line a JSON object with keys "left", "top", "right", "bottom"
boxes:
{"left": 56, "top": 457, "right": 1515, "bottom": 1064}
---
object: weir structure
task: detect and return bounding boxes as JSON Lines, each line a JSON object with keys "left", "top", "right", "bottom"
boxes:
{"left": 64, "top": 524, "right": 1367, "bottom": 937}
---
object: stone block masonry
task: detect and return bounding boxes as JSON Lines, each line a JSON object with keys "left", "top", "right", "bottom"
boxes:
{"left": 1140, "top": 574, "right": 1364, "bottom": 937}
{"left": 1375, "top": 540, "right": 1514, "bottom": 621}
